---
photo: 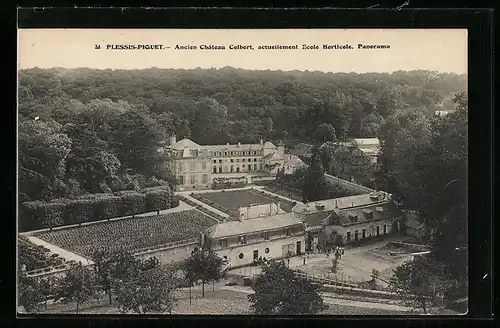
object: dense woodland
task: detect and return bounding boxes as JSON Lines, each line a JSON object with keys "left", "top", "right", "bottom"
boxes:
{"left": 18, "top": 67, "right": 466, "bottom": 204}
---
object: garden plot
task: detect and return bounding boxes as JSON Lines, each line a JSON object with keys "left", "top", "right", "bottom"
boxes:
{"left": 192, "top": 189, "right": 295, "bottom": 219}
{"left": 34, "top": 209, "right": 217, "bottom": 258}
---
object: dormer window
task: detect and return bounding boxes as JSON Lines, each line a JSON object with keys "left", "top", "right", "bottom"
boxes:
{"left": 285, "top": 228, "right": 290, "bottom": 236}
{"left": 239, "top": 235, "right": 247, "bottom": 244}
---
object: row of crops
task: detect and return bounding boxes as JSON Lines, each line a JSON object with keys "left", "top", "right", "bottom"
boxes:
{"left": 18, "top": 236, "right": 67, "bottom": 272}
{"left": 34, "top": 209, "right": 217, "bottom": 258}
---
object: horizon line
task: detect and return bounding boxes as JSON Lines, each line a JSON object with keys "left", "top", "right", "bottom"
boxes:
{"left": 18, "top": 66, "right": 467, "bottom": 75}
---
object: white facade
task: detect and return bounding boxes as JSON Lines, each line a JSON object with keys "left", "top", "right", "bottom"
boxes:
{"left": 214, "top": 235, "right": 305, "bottom": 268}
{"left": 324, "top": 218, "right": 394, "bottom": 245}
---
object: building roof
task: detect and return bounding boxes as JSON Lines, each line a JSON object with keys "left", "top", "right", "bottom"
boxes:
{"left": 169, "top": 138, "right": 201, "bottom": 150}
{"left": 331, "top": 201, "right": 404, "bottom": 227}
{"left": 284, "top": 154, "right": 306, "bottom": 167}
{"left": 263, "top": 141, "right": 277, "bottom": 149}
{"left": 353, "top": 138, "right": 380, "bottom": 146}
{"left": 293, "top": 192, "right": 391, "bottom": 215}
{"left": 262, "top": 151, "right": 284, "bottom": 161}
{"left": 288, "top": 143, "right": 314, "bottom": 157}
{"left": 358, "top": 148, "right": 380, "bottom": 156}
{"left": 204, "top": 213, "right": 303, "bottom": 239}
{"left": 203, "top": 143, "right": 263, "bottom": 152}
{"left": 404, "top": 216, "right": 425, "bottom": 230}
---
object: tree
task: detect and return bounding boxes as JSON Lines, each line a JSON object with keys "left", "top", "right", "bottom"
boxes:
{"left": 183, "top": 246, "right": 223, "bottom": 298}
{"left": 314, "top": 123, "right": 336, "bottom": 143}
{"left": 302, "top": 147, "right": 330, "bottom": 202}
{"left": 92, "top": 248, "right": 114, "bottom": 305}
{"left": 115, "top": 267, "right": 177, "bottom": 314}
{"left": 248, "top": 260, "right": 326, "bottom": 315}
{"left": 389, "top": 257, "right": 449, "bottom": 314}
{"left": 56, "top": 263, "right": 97, "bottom": 313}
{"left": 18, "top": 274, "right": 45, "bottom": 313}
{"left": 39, "top": 276, "right": 58, "bottom": 310}
{"left": 145, "top": 189, "right": 171, "bottom": 215}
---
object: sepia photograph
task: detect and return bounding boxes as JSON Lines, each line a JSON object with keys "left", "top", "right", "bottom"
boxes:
{"left": 17, "top": 28, "right": 468, "bottom": 316}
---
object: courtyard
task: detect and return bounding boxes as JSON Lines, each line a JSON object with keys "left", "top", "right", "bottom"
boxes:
{"left": 191, "top": 189, "right": 296, "bottom": 218}
{"left": 228, "top": 239, "right": 414, "bottom": 287}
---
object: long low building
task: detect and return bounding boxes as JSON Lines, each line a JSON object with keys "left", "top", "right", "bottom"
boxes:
{"left": 292, "top": 191, "right": 404, "bottom": 250}
{"left": 201, "top": 204, "right": 306, "bottom": 268}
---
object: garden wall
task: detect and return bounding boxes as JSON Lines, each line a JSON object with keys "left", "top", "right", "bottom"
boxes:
{"left": 324, "top": 174, "right": 375, "bottom": 195}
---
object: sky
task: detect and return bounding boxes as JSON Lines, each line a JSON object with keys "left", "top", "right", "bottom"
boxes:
{"left": 18, "top": 29, "right": 468, "bottom": 74}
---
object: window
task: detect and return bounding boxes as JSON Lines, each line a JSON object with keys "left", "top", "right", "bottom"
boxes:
{"left": 248, "top": 158, "right": 251, "bottom": 162}
{"left": 213, "top": 166, "right": 217, "bottom": 173}
{"left": 179, "top": 175, "right": 184, "bottom": 185}
{"left": 242, "top": 158, "right": 246, "bottom": 162}
{"left": 230, "top": 165, "right": 234, "bottom": 172}
{"left": 219, "top": 159, "right": 222, "bottom": 163}
{"left": 218, "top": 166, "right": 222, "bottom": 173}
{"left": 239, "top": 235, "right": 247, "bottom": 244}
{"left": 213, "top": 160, "right": 217, "bottom": 164}
{"left": 238, "top": 253, "right": 244, "bottom": 259}
{"left": 236, "top": 159, "right": 240, "bottom": 162}
{"left": 254, "top": 158, "right": 257, "bottom": 162}
{"left": 383, "top": 224, "right": 387, "bottom": 234}
{"left": 265, "top": 247, "right": 270, "bottom": 254}
{"left": 254, "top": 164, "right": 258, "bottom": 171}
{"left": 263, "top": 232, "right": 269, "bottom": 240}
{"left": 190, "top": 175, "right": 196, "bottom": 185}
{"left": 236, "top": 167, "right": 240, "bottom": 173}
{"left": 230, "top": 159, "right": 234, "bottom": 163}
{"left": 189, "top": 161, "right": 195, "bottom": 171}
{"left": 202, "top": 161, "right": 207, "bottom": 169}
{"left": 248, "top": 164, "right": 251, "bottom": 171}
{"left": 219, "top": 239, "right": 228, "bottom": 248}
{"left": 202, "top": 174, "right": 208, "bottom": 184}
{"left": 285, "top": 228, "right": 290, "bottom": 236}
{"left": 230, "top": 152, "right": 234, "bottom": 156}
{"left": 179, "top": 162, "right": 184, "bottom": 171}
{"left": 346, "top": 231, "right": 351, "bottom": 241}
{"left": 224, "top": 152, "right": 227, "bottom": 156}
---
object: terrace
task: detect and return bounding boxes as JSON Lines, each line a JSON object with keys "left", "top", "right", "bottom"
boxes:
{"left": 191, "top": 189, "right": 296, "bottom": 220}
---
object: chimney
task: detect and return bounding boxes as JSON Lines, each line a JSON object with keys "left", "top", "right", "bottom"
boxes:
{"left": 169, "top": 134, "right": 177, "bottom": 145}
{"left": 269, "top": 203, "right": 272, "bottom": 216}
{"left": 277, "top": 202, "right": 281, "bottom": 214}
{"left": 352, "top": 202, "right": 354, "bottom": 208}
{"left": 335, "top": 199, "right": 338, "bottom": 208}
{"left": 237, "top": 142, "right": 241, "bottom": 147}
{"left": 239, "top": 207, "right": 247, "bottom": 221}
{"left": 260, "top": 139, "right": 264, "bottom": 145}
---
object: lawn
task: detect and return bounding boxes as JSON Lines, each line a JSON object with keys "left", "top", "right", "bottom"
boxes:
{"left": 38, "top": 287, "right": 416, "bottom": 315}
{"left": 34, "top": 209, "right": 217, "bottom": 258}
{"left": 192, "top": 189, "right": 295, "bottom": 218}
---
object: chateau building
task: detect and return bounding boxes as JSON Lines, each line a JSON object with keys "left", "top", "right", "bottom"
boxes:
{"left": 165, "top": 136, "right": 286, "bottom": 191}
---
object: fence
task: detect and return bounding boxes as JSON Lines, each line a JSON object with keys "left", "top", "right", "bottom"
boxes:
{"left": 133, "top": 238, "right": 199, "bottom": 256}
{"left": 324, "top": 174, "right": 375, "bottom": 194}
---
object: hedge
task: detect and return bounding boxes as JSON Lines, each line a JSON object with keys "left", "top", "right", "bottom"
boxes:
{"left": 20, "top": 188, "right": 176, "bottom": 232}
{"left": 145, "top": 189, "right": 171, "bottom": 215}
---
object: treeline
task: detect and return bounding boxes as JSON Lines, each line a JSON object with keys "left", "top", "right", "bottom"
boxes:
{"left": 20, "top": 187, "right": 178, "bottom": 232}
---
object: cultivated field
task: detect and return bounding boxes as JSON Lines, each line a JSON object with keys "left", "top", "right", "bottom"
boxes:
{"left": 18, "top": 236, "right": 67, "bottom": 271}
{"left": 34, "top": 209, "right": 217, "bottom": 258}
{"left": 192, "top": 189, "right": 295, "bottom": 219}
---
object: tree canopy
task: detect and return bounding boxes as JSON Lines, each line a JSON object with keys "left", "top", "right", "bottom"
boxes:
{"left": 18, "top": 67, "right": 465, "bottom": 203}
{"left": 248, "top": 260, "right": 327, "bottom": 315}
